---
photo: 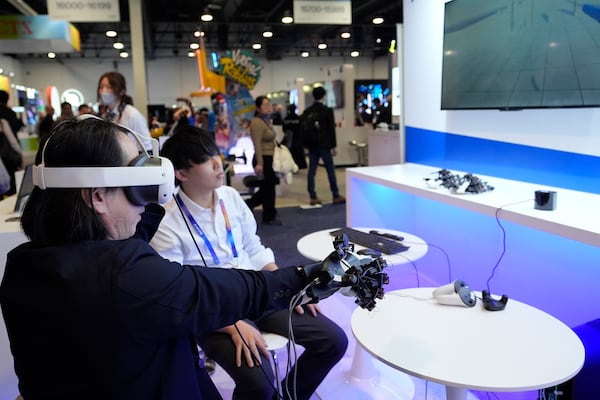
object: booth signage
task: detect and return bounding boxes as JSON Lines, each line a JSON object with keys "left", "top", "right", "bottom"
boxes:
{"left": 0, "top": 15, "right": 80, "bottom": 53}
{"left": 47, "top": 0, "right": 120, "bottom": 22}
{"left": 293, "top": 0, "right": 351, "bottom": 24}
{"left": 216, "top": 49, "right": 263, "bottom": 90}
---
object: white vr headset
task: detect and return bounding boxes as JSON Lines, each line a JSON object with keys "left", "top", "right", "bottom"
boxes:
{"left": 432, "top": 279, "right": 476, "bottom": 307}
{"left": 32, "top": 114, "right": 175, "bottom": 206}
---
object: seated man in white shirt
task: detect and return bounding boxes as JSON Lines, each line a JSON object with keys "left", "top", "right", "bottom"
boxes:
{"left": 150, "top": 125, "right": 348, "bottom": 400}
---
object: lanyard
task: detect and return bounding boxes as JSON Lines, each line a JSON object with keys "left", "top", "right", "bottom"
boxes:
{"left": 175, "top": 194, "right": 238, "bottom": 265}
{"left": 219, "top": 198, "right": 238, "bottom": 259}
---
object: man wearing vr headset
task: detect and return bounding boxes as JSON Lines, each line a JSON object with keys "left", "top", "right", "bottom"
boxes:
{"left": 150, "top": 126, "right": 348, "bottom": 400}
{"left": 0, "top": 117, "right": 346, "bottom": 399}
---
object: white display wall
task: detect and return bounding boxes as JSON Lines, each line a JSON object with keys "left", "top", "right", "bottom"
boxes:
{"left": 402, "top": 0, "right": 600, "bottom": 157}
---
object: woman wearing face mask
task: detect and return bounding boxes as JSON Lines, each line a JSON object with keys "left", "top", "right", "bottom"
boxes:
{"left": 97, "top": 71, "right": 152, "bottom": 150}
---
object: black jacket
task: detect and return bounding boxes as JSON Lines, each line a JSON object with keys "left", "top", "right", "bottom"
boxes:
{"left": 0, "top": 104, "right": 23, "bottom": 140}
{"left": 0, "top": 237, "right": 306, "bottom": 399}
{"left": 302, "top": 102, "right": 337, "bottom": 150}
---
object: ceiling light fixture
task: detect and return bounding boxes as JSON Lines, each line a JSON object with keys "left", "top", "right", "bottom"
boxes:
{"left": 187, "top": 51, "right": 196, "bottom": 58}
{"left": 263, "top": 29, "right": 274, "bottom": 38}
{"left": 281, "top": 11, "right": 293, "bottom": 24}
{"left": 350, "top": 50, "right": 360, "bottom": 58}
{"left": 340, "top": 31, "right": 351, "bottom": 39}
{"left": 301, "top": 51, "right": 309, "bottom": 57}
{"left": 252, "top": 43, "right": 262, "bottom": 50}
{"left": 190, "top": 43, "right": 200, "bottom": 49}
{"left": 200, "top": 10, "right": 213, "bottom": 22}
{"left": 317, "top": 43, "right": 328, "bottom": 50}
{"left": 105, "top": 30, "right": 117, "bottom": 38}
{"left": 47, "top": 52, "right": 56, "bottom": 59}
{"left": 372, "top": 17, "right": 384, "bottom": 24}
{"left": 119, "top": 51, "right": 129, "bottom": 58}
{"left": 113, "top": 42, "right": 125, "bottom": 50}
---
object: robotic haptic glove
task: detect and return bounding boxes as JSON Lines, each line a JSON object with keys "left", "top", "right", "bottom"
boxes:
{"left": 297, "top": 234, "right": 390, "bottom": 311}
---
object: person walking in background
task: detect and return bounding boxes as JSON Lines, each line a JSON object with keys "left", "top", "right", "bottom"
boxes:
{"left": 35, "top": 105, "right": 55, "bottom": 150}
{"left": 195, "top": 107, "right": 210, "bottom": 130}
{"left": 246, "top": 96, "right": 281, "bottom": 225}
{"left": 0, "top": 118, "right": 22, "bottom": 196}
{"left": 0, "top": 90, "right": 23, "bottom": 141}
{"left": 301, "top": 86, "right": 345, "bottom": 206}
{"left": 282, "top": 104, "right": 307, "bottom": 169}
{"left": 150, "top": 126, "right": 347, "bottom": 400}
{"left": 97, "top": 71, "right": 152, "bottom": 149}
{"left": 56, "top": 101, "right": 74, "bottom": 123}
{"left": 78, "top": 104, "right": 93, "bottom": 116}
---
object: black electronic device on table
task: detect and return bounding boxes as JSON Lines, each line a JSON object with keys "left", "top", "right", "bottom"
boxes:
{"left": 329, "top": 227, "right": 409, "bottom": 255}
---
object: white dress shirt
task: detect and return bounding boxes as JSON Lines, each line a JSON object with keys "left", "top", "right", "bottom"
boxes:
{"left": 150, "top": 185, "right": 274, "bottom": 271}
{"left": 108, "top": 104, "right": 152, "bottom": 150}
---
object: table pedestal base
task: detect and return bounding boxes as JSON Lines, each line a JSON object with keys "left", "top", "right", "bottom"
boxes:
{"left": 317, "top": 345, "right": 415, "bottom": 400}
{"left": 446, "top": 386, "right": 468, "bottom": 400}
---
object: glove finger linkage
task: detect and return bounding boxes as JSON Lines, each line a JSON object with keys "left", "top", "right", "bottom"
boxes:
{"left": 298, "top": 233, "right": 390, "bottom": 310}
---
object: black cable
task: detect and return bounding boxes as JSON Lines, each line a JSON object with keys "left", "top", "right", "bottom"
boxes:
{"left": 232, "top": 285, "right": 312, "bottom": 400}
{"left": 173, "top": 193, "right": 209, "bottom": 268}
{"left": 389, "top": 252, "right": 420, "bottom": 287}
{"left": 486, "top": 199, "right": 532, "bottom": 292}
{"left": 286, "top": 291, "right": 305, "bottom": 400}
{"left": 232, "top": 322, "right": 283, "bottom": 399}
{"left": 403, "top": 240, "right": 452, "bottom": 284}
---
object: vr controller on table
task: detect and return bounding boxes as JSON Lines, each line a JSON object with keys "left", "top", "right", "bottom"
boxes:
{"left": 298, "top": 234, "right": 390, "bottom": 311}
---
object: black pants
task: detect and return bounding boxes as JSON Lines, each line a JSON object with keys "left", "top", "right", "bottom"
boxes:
{"left": 3, "top": 162, "right": 18, "bottom": 196}
{"left": 199, "top": 306, "right": 348, "bottom": 400}
{"left": 246, "top": 154, "right": 277, "bottom": 222}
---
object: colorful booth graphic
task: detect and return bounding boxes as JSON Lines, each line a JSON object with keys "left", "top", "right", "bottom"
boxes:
{"left": 0, "top": 15, "right": 80, "bottom": 53}
{"left": 216, "top": 49, "right": 263, "bottom": 151}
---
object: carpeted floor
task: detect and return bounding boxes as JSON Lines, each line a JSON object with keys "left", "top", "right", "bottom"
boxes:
{"left": 255, "top": 203, "right": 347, "bottom": 268}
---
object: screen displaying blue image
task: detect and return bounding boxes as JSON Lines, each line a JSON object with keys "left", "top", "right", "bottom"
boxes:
{"left": 442, "top": 0, "right": 600, "bottom": 110}
{"left": 354, "top": 79, "right": 390, "bottom": 122}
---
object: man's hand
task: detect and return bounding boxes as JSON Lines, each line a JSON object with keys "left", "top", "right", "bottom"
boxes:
{"left": 295, "top": 303, "right": 321, "bottom": 317}
{"left": 219, "top": 321, "right": 269, "bottom": 368}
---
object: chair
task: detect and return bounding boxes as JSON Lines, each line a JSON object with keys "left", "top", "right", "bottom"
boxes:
{"left": 348, "top": 140, "right": 368, "bottom": 166}
{"left": 209, "top": 332, "right": 290, "bottom": 398}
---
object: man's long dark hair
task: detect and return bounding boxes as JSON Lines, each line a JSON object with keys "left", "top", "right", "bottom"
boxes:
{"left": 21, "top": 118, "right": 125, "bottom": 245}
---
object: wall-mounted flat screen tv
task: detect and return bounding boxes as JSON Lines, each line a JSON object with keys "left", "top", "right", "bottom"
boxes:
{"left": 354, "top": 79, "right": 390, "bottom": 122}
{"left": 441, "top": 0, "right": 600, "bottom": 110}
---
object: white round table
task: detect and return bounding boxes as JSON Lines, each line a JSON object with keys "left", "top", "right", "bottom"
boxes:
{"left": 296, "top": 227, "right": 428, "bottom": 266}
{"left": 297, "top": 228, "right": 428, "bottom": 400}
{"left": 352, "top": 287, "right": 585, "bottom": 400}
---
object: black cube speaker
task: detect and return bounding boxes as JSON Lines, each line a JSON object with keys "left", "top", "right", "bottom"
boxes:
{"left": 534, "top": 190, "right": 557, "bottom": 211}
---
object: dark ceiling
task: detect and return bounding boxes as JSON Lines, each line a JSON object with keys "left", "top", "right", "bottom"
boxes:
{"left": 1, "top": 0, "right": 403, "bottom": 60}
